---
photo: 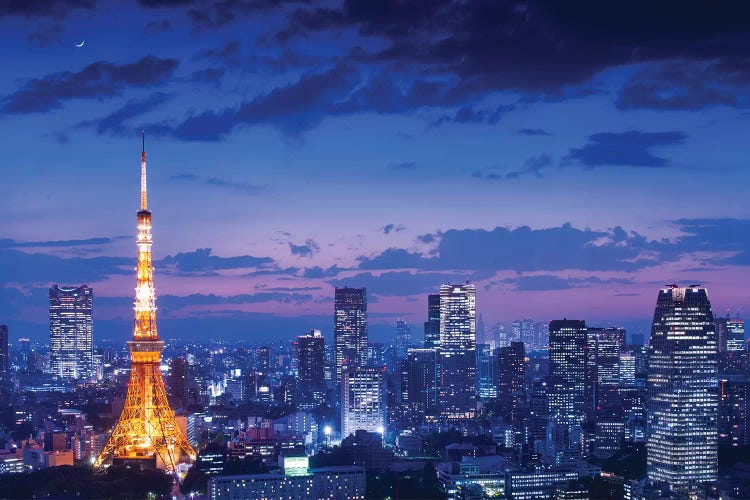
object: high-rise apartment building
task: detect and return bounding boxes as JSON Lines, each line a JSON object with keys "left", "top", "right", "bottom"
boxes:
{"left": 296, "top": 329, "right": 325, "bottom": 408}
{"left": 424, "top": 294, "right": 440, "bottom": 349}
{"left": 438, "top": 283, "right": 477, "bottom": 420}
{"left": 0, "top": 325, "right": 8, "bottom": 375}
{"left": 49, "top": 284, "right": 93, "bottom": 380}
{"left": 334, "top": 287, "right": 367, "bottom": 384}
{"left": 341, "top": 366, "right": 386, "bottom": 438}
{"left": 395, "top": 319, "right": 412, "bottom": 360}
{"left": 647, "top": 285, "right": 718, "bottom": 492}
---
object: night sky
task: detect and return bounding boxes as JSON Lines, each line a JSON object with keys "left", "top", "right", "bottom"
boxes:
{"left": 2, "top": 1, "right": 750, "bottom": 343}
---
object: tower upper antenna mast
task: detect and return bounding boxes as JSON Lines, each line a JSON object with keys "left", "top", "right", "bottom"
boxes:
{"left": 140, "top": 131, "right": 147, "bottom": 211}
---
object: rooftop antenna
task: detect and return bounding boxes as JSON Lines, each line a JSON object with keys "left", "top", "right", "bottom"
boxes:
{"left": 140, "top": 131, "right": 147, "bottom": 211}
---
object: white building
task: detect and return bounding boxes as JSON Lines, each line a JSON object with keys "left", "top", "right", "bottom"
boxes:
{"left": 341, "top": 366, "right": 386, "bottom": 439}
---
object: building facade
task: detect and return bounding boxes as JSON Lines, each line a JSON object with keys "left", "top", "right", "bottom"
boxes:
{"left": 424, "top": 294, "right": 441, "bottom": 350}
{"left": 395, "top": 319, "right": 411, "bottom": 360}
{"left": 49, "top": 284, "right": 93, "bottom": 380}
{"left": 296, "top": 329, "right": 325, "bottom": 409}
{"left": 400, "top": 348, "right": 438, "bottom": 419}
{"left": 438, "top": 283, "right": 477, "bottom": 420}
{"left": 209, "top": 465, "right": 365, "bottom": 500}
{"left": 334, "top": 287, "right": 368, "bottom": 384}
{"left": 0, "top": 325, "right": 8, "bottom": 375}
{"left": 498, "top": 342, "right": 526, "bottom": 434}
{"left": 646, "top": 285, "right": 718, "bottom": 492}
{"left": 342, "top": 366, "right": 386, "bottom": 438}
{"left": 476, "top": 343, "right": 497, "bottom": 401}
{"left": 548, "top": 320, "right": 588, "bottom": 459}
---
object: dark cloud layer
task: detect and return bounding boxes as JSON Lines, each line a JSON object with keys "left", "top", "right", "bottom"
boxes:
{"left": 77, "top": 92, "right": 175, "bottom": 135}
{"left": 0, "top": 236, "right": 128, "bottom": 248}
{"left": 618, "top": 59, "right": 750, "bottom": 111}
{"left": 0, "top": 0, "right": 95, "bottom": 18}
{"left": 289, "top": 239, "right": 320, "bottom": 258}
{"left": 159, "top": 248, "right": 273, "bottom": 273}
{"left": 564, "top": 131, "right": 686, "bottom": 168}
{"left": 330, "top": 271, "right": 463, "bottom": 297}
{"left": 167, "top": 64, "right": 359, "bottom": 139}
{"left": 171, "top": 173, "right": 269, "bottom": 195}
{"left": 1, "top": 56, "right": 179, "bottom": 114}
{"left": 362, "top": 224, "right": 654, "bottom": 274}
{"left": 360, "top": 219, "right": 750, "bottom": 278}
{"left": 502, "top": 275, "right": 632, "bottom": 292}
{"left": 276, "top": 0, "right": 750, "bottom": 97}
{"left": 1, "top": 249, "right": 131, "bottom": 283}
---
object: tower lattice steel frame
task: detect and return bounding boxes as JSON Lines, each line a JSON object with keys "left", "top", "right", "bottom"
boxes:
{"left": 96, "top": 135, "right": 195, "bottom": 472}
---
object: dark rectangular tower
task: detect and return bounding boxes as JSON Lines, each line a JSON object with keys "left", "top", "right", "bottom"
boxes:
{"left": 296, "top": 329, "right": 325, "bottom": 408}
{"left": 424, "top": 294, "right": 440, "bottom": 349}
{"left": 0, "top": 325, "right": 7, "bottom": 375}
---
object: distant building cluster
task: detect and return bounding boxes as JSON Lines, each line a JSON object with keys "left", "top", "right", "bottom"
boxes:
{"left": 0, "top": 146, "right": 746, "bottom": 499}
{"left": 2, "top": 280, "right": 744, "bottom": 499}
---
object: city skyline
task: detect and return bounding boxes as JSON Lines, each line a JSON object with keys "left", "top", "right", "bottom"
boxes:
{"left": 1, "top": 4, "right": 748, "bottom": 498}
{"left": 2, "top": 2, "right": 750, "bottom": 342}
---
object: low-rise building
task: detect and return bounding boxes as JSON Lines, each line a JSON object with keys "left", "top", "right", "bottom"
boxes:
{"left": 209, "top": 456, "right": 365, "bottom": 500}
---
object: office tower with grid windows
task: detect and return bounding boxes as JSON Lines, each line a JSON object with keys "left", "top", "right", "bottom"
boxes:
{"left": 49, "top": 284, "right": 93, "bottom": 380}
{"left": 334, "top": 287, "right": 367, "bottom": 384}
{"left": 438, "top": 283, "right": 477, "bottom": 420}
{"left": 646, "top": 285, "right": 718, "bottom": 493}
{"left": 342, "top": 366, "right": 386, "bottom": 438}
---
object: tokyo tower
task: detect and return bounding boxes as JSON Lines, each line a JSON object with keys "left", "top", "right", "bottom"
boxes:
{"left": 96, "top": 135, "right": 196, "bottom": 472}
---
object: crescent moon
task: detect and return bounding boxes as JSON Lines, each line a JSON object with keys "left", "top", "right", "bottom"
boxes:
{"left": 76, "top": 41, "right": 85, "bottom": 48}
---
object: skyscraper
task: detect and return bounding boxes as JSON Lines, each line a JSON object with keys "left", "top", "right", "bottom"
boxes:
{"left": 296, "top": 329, "right": 325, "bottom": 408}
{"left": 49, "top": 284, "right": 93, "bottom": 380}
{"left": 0, "top": 325, "right": 7, "bottom": 375}
{"left": 423, "top": 294, "right": 440, "bottom": 349}
{"left": 726, "top": 318, "right": 745, "bottom": 352}
{"left": 395, "top": 319, "right": 412, "bottom": 360}
{"left": 342, "top": 366, "right": 386, "bottom": 438}
{"left": 586, "top": 327, "right": 626, "bottom": 459}
{"left": 167, "top": 357, "right": 190, "bottom": 410}
{"left": 647, "top": 285, "right": 718, "bottom": 492}
{"left": 476, "top": 343, "right": 497, "bottom": 400}
{"left": 548, "top": 319, "right": 588, "bottom": 459}
{"left": 400, "top": 348, "right": 437, "bottom": 420}
{"left": 498, "top": 341, "right": 526, "bottom": 436}
{"left": 438, "top": 283, "right": 477, "bottom": 420}
{"left": 585, "top": 327, "right": 625, "bottom": 419}
{"left": 334, "top": 287, "right": 367, "bottom": 384}
{"left": 96, "top": 136, "right": 194, "bottom": 472}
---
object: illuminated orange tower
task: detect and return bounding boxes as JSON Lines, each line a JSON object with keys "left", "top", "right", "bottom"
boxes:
{"left": 96, "top": 134, "right": 195, "bottom": 472}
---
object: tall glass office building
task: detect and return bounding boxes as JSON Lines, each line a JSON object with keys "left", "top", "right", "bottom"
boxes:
{"left": 334, "top": 287, "right": 367, "bottom": 384}
{"left": 647, "top": 285, "right": 718, "bottom": 492}
{"left": 438, "top": 283, "right": 477, "bottom": 420}
{"left": 49, "top": 284, "right": 93, "bottom": 380}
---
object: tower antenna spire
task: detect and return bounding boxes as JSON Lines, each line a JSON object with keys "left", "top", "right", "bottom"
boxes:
{"left": 140, "top": 131, "right": 147, "bottom": 211}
